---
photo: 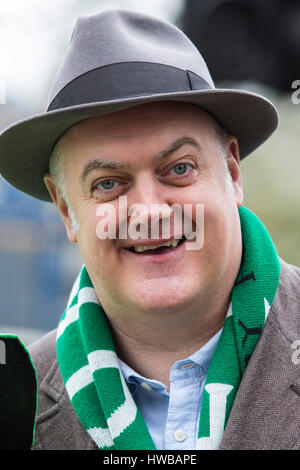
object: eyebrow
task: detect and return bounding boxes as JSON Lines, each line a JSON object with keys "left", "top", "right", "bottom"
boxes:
{"left": 80, "top": 136, "right": 201, "bottom": 183}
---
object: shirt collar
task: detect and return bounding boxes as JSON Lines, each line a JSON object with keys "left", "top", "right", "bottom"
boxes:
{"left": 118, "top": 302, "right": 230, "bottom": 392}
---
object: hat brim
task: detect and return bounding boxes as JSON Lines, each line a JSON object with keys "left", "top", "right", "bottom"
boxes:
{"left": 0, "top": 88, "right": 278, "bottom": 201}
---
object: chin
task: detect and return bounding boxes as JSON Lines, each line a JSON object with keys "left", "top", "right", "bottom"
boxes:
{"left": 130, "top": 278, "right": 197, "bottom": 314}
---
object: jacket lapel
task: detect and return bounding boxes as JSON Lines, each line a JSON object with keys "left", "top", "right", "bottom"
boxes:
{"left": 34, "top": 354, "right": 98, "bottom": 450}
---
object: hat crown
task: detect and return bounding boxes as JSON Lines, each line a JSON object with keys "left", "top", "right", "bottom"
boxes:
{"left": 48, "top": 9, "right": 214, "bottom": 106}
{"left": 0, "top": 8, "right": 278, "bottom": 203}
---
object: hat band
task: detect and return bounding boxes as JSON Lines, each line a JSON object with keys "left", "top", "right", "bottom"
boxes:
{"left": 47, "top": 62, "right": 212, "bottom": 111}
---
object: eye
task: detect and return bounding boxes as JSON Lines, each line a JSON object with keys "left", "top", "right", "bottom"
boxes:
{"left": 91, "top": 177, "right": 128, "bottom": 201}
{"left": 170, "top": 162, "right": 193, "bottom": 176}
{"left": 95, "top": 179, "right": 119, "bottom": 190}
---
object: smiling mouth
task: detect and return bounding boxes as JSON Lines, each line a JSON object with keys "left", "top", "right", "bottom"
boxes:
{"left": 126, "top": 236, "right": 186, "bottom": 254}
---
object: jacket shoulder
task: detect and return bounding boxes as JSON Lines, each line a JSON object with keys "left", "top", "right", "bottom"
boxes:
{"left": 29, "top": 330, "right": 96, "bottom": 450}
{"left": 273, "top": 258, "right": 300, "bottom": 342}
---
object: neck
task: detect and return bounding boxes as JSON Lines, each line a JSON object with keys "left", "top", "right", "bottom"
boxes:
{"left": 105, "top": 291, "right": 231, "bottom": 391}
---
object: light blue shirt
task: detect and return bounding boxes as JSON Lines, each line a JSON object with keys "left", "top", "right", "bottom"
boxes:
{"left": 118, "top": 327, "right": 223, "bottom": 450}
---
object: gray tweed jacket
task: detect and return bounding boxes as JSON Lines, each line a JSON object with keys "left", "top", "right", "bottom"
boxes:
{"left": 29, "top": 258, "right": 300, "bottom": 450}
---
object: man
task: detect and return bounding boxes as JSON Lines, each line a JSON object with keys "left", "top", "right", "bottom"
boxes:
{"left": 0, "top": 9, "right": 299, "bottom": 450}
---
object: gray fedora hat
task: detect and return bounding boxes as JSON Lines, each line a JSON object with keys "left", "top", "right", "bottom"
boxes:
{"left": 0, "top": 9, "right": 278, "bottom": 202}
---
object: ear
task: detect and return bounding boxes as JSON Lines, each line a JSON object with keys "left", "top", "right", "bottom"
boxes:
{"left": 225, "top": 137, "right": 243, "bottom": 208}
{"left": 44, "top": 174, "right": 78, "bottom": 244}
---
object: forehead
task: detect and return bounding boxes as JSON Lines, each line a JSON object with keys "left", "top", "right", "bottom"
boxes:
{"left": 57, "top": 102, "right": 219, "bottom": 172}
{"left": 61, "top": 101, "right": 216, "bottom": 143}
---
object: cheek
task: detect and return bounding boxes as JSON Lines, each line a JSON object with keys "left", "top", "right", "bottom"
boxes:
{"left": 76, "top": 205, "right": 113, "bottom": 264}
{"left": 204, "top": 198, "right": 241, "bottom": 262}
{"left": 187, "top": 188, "right": 237, "bottom": 251}
{"left": 179, "top": 182, "right": 228, "bottom": 221}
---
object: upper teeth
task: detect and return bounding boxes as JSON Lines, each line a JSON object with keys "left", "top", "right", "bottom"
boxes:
{"left": 133, "top": 239, "right": 180, "bottom": 253}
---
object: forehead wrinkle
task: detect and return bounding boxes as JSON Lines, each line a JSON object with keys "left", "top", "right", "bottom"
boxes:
{"left": 90, "top": 119, "right": 207, "bottom": 139}
{"left": 73, "top": 102, "right": 202, "bottom": 134}
{"left": 68, "top": 112, "right": 213, "bottom": 144}
{"left": 61, "top": 101, "right": 215, "bottom": 154}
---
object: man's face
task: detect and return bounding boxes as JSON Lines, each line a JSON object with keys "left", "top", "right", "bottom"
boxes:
{"left": 47, "top": 102, "right": 243, "bottom": 326}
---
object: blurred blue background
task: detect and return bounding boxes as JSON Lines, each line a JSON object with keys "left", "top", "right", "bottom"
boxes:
{"left": 0, "top": 180, "right": 81, "bottom": 337}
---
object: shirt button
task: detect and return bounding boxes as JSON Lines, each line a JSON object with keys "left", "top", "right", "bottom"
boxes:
{"left": 140, "top": 381, "right": 152, "bottom": 392}
{"left": 181, "top": 363, "right": 195, "bottom": 370}
{"left": 174, "top": 429, "right": 186, "bottom": 442}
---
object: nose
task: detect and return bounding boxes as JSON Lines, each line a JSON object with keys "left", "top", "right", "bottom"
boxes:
{"left": 125, "top": 172, "right": 181, "bottom": 240}
{"left": 130, "top": 171, "right": 167, "bottom": 205}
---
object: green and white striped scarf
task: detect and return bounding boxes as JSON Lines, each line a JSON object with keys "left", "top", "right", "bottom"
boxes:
{"left": 56, "top": 206, "right": 281, "bottom": 450}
